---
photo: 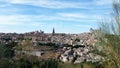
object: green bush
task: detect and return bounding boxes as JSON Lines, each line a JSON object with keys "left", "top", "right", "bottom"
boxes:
{"left": 41, "top": 59, "right": 58, "bottom": 68}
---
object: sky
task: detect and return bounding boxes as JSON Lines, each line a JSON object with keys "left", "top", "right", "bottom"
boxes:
{"left": 0, "top": 0, "right": 113, "bottom": 33}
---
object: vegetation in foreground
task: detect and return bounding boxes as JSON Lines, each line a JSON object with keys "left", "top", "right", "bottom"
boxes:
{"left": 96, "top": 0, "right": 120, "bottom": 68}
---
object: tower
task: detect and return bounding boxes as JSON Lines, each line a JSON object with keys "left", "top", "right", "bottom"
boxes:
{"left": 52, "top": 28, "right": 55, "bottom": 36}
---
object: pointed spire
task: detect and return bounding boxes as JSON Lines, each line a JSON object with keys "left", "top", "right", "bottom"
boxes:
{"left": 52, "top": 28, "right": 55, "bottom": 35}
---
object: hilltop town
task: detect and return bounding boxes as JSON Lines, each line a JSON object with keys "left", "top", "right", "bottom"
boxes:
{"left": 0, "top": 28, "right": 104, "bottom": 63}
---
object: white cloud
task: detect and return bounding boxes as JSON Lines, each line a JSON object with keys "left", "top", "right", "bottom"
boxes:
{"left": 0, "top": 0, "right": 111, "bottom": 9}
{"left": 0, "top": 15, "right": 37, "bottom": 26}
{"left": 75, "top": 24, "right": 93, "bottom": 28}
{"left": 32, "top": 0, "right": 90, "bottom": 9}
{"left": 93, "top": 0, "right": 112, "bottom": 6}
{"left": 0, "top": 0, "right": 112, "bottom": 33}
{"left": 0, "top": 15, "right": 44, "bottom": 26}
{"left": 0, "top": 29, "right": 18, "bottom": 33}
{"left": 38, "top": 15, "right": 98, "bottom": 23}
{"left": 0, "top": 12, "right": 107, "bottom": 27}
{"left": 0, "top": 4, "right": 10, "bottom": 7}
{"left": 0, "top": 0, "right": 81, "bottom": 8}
{"left": 30, "top": 22, "right": 45, "bottom": 27}
{"left": 58, "top": 13, "right": 87, "bottom": 18}
{"left": 0, "top": 15, "right": 46, "bottom": 33}
{"left": 57, "top": 13, "right": 102, "bottom": 22}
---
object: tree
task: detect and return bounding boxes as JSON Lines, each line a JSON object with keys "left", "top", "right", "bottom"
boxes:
{"left": 0, "top": 42, "right": 16, "bottom": 59}
{"left": 98, "top": 0, "right": 120, "bottom": 68}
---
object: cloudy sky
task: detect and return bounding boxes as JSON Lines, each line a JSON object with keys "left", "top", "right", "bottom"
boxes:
{"left": 0, "top": 0, "right": 113, "bottom": 33}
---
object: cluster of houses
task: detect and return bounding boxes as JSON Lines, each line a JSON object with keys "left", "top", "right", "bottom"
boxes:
{"left": 0, "top": 28, "right": 98, "bottom": 46}
{"left": 0, "top": 28, "right": 103, "bottom": 63}
{"left": 58, "top": 45, "right": 104, "bottom": 63}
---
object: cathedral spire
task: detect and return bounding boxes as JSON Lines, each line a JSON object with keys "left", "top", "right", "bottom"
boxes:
{"left": 52, "top": 28, "right": 55, "bottom": 35}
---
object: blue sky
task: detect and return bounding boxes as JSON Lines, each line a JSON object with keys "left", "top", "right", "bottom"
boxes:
{"left": 0, "top": 0, "right": 112, "bottom": 33}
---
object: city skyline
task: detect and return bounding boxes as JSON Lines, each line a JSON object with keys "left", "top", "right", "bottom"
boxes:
{"left": 0, "top": 0, "right": 112, "bottom": 33}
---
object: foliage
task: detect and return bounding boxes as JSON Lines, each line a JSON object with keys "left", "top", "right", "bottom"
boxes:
{"left": 98, "top": 0, "right": 120, "bottom": 68}
{"left": 91, "top": 48, "right": 106, "bottom": 57}
{"left": 15, "top": 58, "right": 33, "bottom": 68}
{"left": 38, "top": 42, "right": 58, "bottom": 48}
{"left": 75, "top": 38, "right": 80, "bottom": 42}
{"left": 41, "top": 59, "right": 59, "bottom": 68}
{"left": 0, "top": 42, "right": 16, "bottom": 58}
{"left": 0, "top": 59, "right": 14, "bottom": 68}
